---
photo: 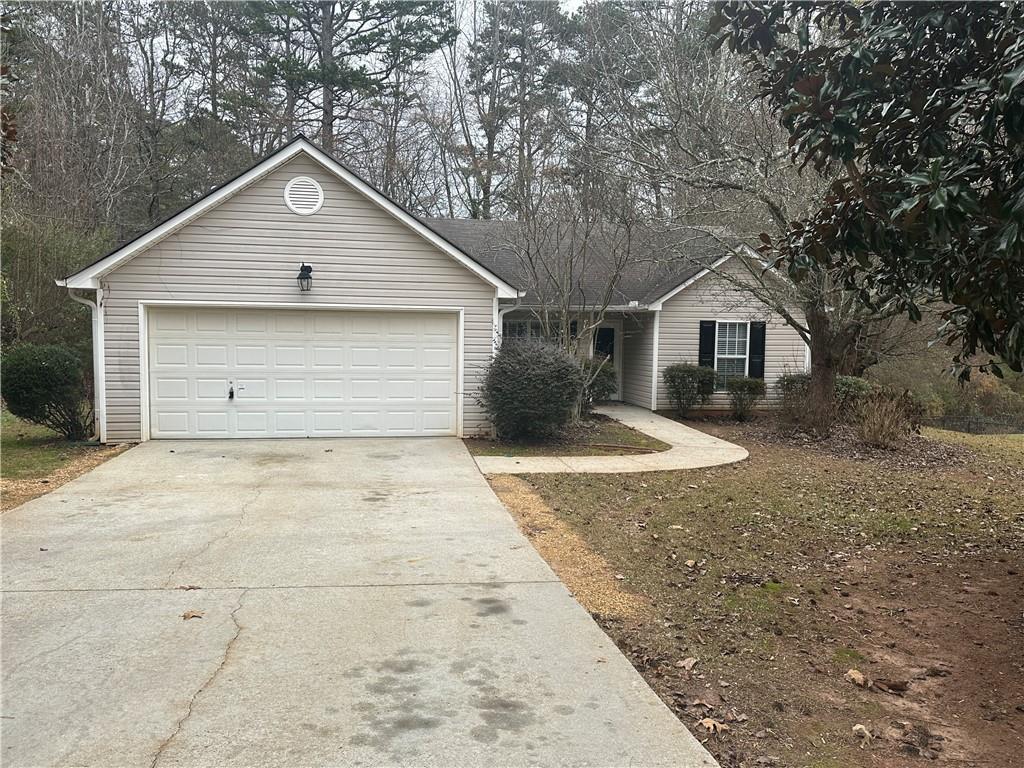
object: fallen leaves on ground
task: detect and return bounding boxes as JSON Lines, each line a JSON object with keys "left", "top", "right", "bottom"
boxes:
{"left": 181, "top": 610, "right": 204, "bottom": 620}
{"left": 697, "top": 717, "right": 730, "bottom": 736}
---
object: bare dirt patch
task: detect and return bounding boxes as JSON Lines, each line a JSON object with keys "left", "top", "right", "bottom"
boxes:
{"left": 488, "top": 473, "right": 649, "bottom": 621}
{"left": 507, "top": 424, "right": 1023, "bottom": 768}
{"left": 2, "top": 443, "right": 131, "bottom": 512}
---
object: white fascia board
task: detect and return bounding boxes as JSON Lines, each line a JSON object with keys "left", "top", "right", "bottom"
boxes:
{"left": 63, "top": 138, "right": 520, "bottom": 298}
{"left": 647, "top": 252, "right": 736, "bottom": 310}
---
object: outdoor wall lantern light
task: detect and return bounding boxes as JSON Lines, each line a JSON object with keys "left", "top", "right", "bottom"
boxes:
{"left": 297, "top": 263, "right": 313, "bottom": 292}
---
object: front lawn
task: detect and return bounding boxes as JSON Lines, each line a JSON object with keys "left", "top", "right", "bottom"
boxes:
{"left": 464, "top": 412, "right": 671, "bottom": 457}
{"left": 1, "top": 410, "right": 126, "bottom": 511}
{"left": 495, "top": 421, "right": 1023, "bottom": 767}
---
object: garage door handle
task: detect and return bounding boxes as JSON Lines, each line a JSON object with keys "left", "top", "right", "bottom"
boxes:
{"left": 228, "top": 385, "right": 234, "bottom": 401}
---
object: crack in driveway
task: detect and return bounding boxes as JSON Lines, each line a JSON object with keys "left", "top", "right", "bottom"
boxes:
{"left": 161, "top": 488, "right": 265, "bottom": 588}
{"left": 149, "top": 588, "right": 249, "bottom": 768}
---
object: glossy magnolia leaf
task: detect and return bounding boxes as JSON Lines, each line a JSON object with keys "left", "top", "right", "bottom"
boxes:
{"left": 718, "top": 0, "right": 1024, "bottom": 371}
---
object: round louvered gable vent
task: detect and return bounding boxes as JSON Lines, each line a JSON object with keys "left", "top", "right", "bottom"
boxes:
{"left": 284, "top": 176, "right": 324, "bottom": 215}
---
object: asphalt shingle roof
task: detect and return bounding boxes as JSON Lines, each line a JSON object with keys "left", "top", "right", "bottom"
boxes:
{"left": 423, "top": 218, "right": 736, "bottom": 306}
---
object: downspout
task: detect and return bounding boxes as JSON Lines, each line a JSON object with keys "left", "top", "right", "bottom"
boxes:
{"left": 495, "top": 293, "right": 525, "bottom": 351}
{"left": 67, "top": 286, "right": 106, "bottom": 443}
{"left": 650, "top": 310, "right": 661, "bottom": 412}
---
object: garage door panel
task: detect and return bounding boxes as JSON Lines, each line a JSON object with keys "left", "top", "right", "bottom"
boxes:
{"left": 313, "top": 412, "right": 345, "bottom": 432}
{"left": 385, "top": 347, "right": 416, "bottom": 368}
{"left": 274, "top": 313, "right": 306, "bottom": 334}
{"left": 155, "top": 411, "right": 190, "bottom": 434}
{"left": 349, "top": 379, "right": 382, "bottom": 400}
{"left": 385, "top": 411, "right": 417, "bottom": 433}
{"left": 274, "top": 346, "right": 306, "bottom": 367}
{"left": 350, "top": 347, "right": 380, "bottom": 368}
{"left": 422, "top": 348, "right": 453, "bottom": 369}
{"left": 350, "top": 410, "right": 382, "bottom": 433}
{"left": 274, "top": 380, "right": 306, "bottom": 400}
{"left": 237, "top": 379, "right": 268, "bottom": 399}
{"left": 422, "top": 379, "right": 454, "bottom": 400}
{"left": 384, "top": 379, "right": 417, "bottom": 400}
{"left": 196, "top": 345, "right": 228, "bottom": 366}
{"left": 155, "top": 379, "right": 189, "bottom": 399}
{"left": 154, "top": 344, "right": 188, "bottom": 367}
{"left": 274, "top": 412, "right": 306, "bottom": 432}
{"left": 236, "top": 312, "right": 268, "bottom": 333}
{"left": 313, "top": 313, "right": 346, "bottom": 334}
{"left": 196, "top": 412, "right": 230, "bottom": 434}
{"left": 236, "top": 346, "right": 268, "bottom": 366}
{"left": 422, "top": 411, "right": 453, "bottom": 432}
{"left": 312, "top": 346, "right": 344, "bottom": 367}
{"left": 195, "top": 312, "right": 228, "bottom": 332}
{"left": 236, "top": 411, "right": 269, "bottom": 433}
{"left": 313, "top": 379, "right": 344, "bottom": 399}
{"left": 196, "top": 379, "right": 228, "bottom": 399}
{"left": 147, "top": 307, "right": 457, "bottom": 438}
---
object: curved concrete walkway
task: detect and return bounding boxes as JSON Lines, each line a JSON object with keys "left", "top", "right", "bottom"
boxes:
{"left": 473, "top": 404, "right": 748, "bottom": 475}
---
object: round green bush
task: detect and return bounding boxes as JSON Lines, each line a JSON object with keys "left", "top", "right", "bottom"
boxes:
{"left": 663, "top": 363, "right": 716, "bottom": 415}
{"left": 835, "top": 375, "right": 876, "bottom": 419}
{"left": 1, "top": 344, "right": 93, "bottom": 440}
{"left": 726, "top": 376, "right": 766, "bottom": 421}
{"left": 480, "top": 339, "right": 585, "bottom": 440}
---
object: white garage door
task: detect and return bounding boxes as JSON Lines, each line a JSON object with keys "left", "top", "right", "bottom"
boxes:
{"left": 146, "top": 307, "right": 458, "bottom": 438}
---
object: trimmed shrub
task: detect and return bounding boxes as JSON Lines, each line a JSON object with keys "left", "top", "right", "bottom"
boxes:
{"left": 726, "top": 376, "right": 766, "bottom": 421}
{"left": 663, "top": 363, "right": 716, "bottom": 416}
{"left": 480, "top": 339, "right": 584, "bottom": 440}
{"left": 856, "top": 389, "right": 921, "bottom": 448}
{"left": 1, "top": 344, "right": 93, "bottom": 440}
{"left": 777, "top": 372, "right": 875, "bottom": 425}
{"left": 835, "top": 375, "right": 875, "bottom": 420}
{"left": 776, "top": 371, "right": 811, "bottom": 424}
{"left": 582, "top": 356, "right": 618, "bottom": 413}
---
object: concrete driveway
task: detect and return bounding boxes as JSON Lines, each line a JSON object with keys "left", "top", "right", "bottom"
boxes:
{"left": 1, "top": 439, "right": 716, "bottom": 767}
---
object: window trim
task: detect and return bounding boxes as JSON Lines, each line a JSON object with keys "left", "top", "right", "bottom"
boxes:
{"left": 713, "top": 320, "right": 750, "bottom": 391}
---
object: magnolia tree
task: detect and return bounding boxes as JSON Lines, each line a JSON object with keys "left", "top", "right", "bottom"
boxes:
{"left": 712, "top": 1, "right": 1024, "bottom": 377}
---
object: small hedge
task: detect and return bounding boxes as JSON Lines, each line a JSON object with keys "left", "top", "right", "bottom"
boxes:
{"left": 663, "top": 363, "right": 716, "bottom": 416}
{"left": 777, "top": 372, "right": 876, "bottom": 424}
{"left": 726, "top": 376, "right": 765, "bottom": 420}
{"left": 480, "top": 339, "right": 584, "bottom": 440}
{"left": 1, "top": 343, "right": 93, "bottom": 440}
{"left": 835, "top": 375, "right": 875, "bottom": 419}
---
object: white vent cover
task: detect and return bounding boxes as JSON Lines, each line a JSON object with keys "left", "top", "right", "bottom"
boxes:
{"left": 284, "top": 176, "right": 324, "bottom": 215}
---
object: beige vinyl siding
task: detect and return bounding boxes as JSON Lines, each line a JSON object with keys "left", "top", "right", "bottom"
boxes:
{"left": 620, "top": 314, "right": 654, "bottom": 408}
{"left": 100, "top": 154, "right": 497, "bottom": 442}
{"left": 655, "top": 263, "right": 807, "bottom": 410}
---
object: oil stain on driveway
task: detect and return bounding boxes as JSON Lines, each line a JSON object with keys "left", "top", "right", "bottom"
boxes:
{"left": 1, "top": 438, "right": 717, "bottom": 767}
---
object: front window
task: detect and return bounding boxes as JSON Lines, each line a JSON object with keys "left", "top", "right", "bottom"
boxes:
{"left": 502, "top": 319, "right": 540, "bottom": 340}
{"left": 715, "top": 322, "right": 748, "bottom": 390}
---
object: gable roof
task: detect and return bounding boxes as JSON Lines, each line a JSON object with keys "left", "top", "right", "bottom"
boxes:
{"left": 59, "top": 136, "right": 520, "bottom": 298}
{"left": 425, "top": 218, "right": 739, "bottom": 306}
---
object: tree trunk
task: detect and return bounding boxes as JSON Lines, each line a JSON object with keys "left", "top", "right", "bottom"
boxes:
{"left": 319, "top": 2, "right": 335, "bottom": 153}
{"left": 805, "top": 304, "right": 837, "bottom": 434}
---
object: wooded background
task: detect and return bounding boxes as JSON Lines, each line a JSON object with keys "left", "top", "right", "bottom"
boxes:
{"left": 1, "top": 1, "right": 807, "bottom": 348}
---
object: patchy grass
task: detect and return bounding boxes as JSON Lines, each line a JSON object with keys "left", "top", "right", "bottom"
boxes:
{"left": 1, "top": 410, "right": 83, "bottom": 479}
{"left": 505, "top": 423, "right": 1024, "bottom": 768}
{"left": 464, "top": 412, "right": 670, "bottom": 457}
{"left": 1, "top": 410, "right": 127, "bottom": 511}
{"left": 923, "top": 426, "right": 1024, "bottom": 464}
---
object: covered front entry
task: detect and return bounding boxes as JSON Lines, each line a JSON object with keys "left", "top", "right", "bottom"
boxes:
{"left": 144, "top": 306, "right": 459, "bottom": 438}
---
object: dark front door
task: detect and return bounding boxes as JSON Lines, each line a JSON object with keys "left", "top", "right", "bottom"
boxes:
{"left": 593, "top": 325, "right": 621, "bottom": 400}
